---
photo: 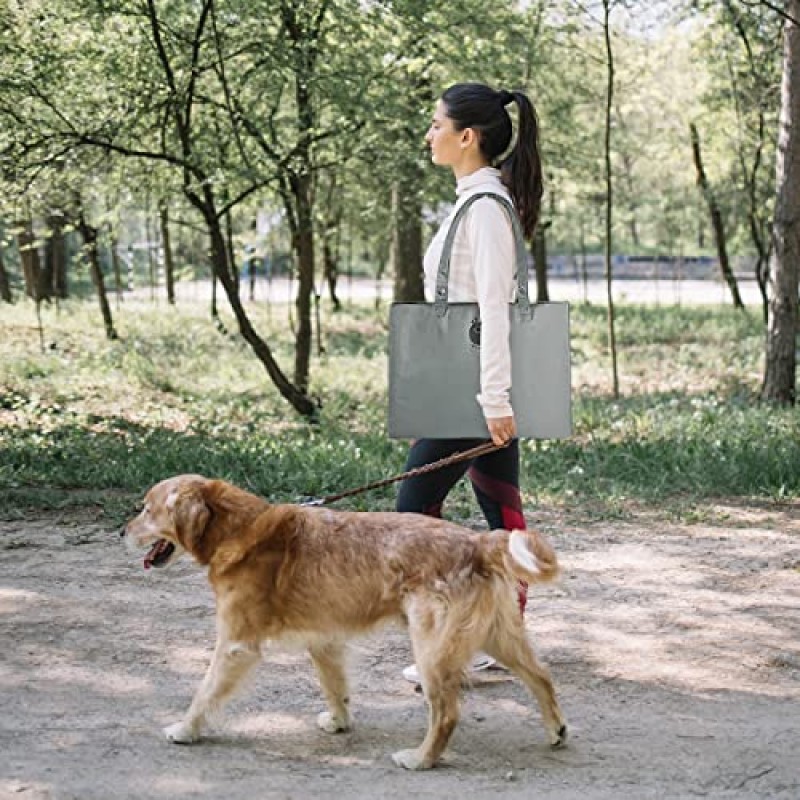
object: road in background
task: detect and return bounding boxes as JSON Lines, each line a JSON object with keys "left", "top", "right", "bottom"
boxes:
{"left": 145, "top": 276, "right": 764, "bottom": 307}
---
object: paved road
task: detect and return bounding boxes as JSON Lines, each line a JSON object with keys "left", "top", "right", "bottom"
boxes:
{"left": 544, "top": 276, "right": 763, "bottom": 306}
{"left": 131, "top": 276, "right": 764, "bottom": 307}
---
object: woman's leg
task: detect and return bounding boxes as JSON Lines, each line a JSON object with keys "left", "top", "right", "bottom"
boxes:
{"left": 396, "top": 437, "right": 496, "bottom": 681}
{"left": 467, "top": 440, "right": 528, "bottom": 614}
{"left": 396, "top": 438, "right": 485, "bottom": 517}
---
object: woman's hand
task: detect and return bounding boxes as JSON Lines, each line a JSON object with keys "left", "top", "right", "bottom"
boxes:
{"left": 487, "top": 415, "right": 516, "bottom": 447}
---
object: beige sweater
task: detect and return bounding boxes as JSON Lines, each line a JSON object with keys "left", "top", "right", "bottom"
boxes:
{"left": 423, "top": 167, "right": 516, "bottom": 420}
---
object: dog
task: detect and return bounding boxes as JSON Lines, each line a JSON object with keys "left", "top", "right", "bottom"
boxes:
{"left": 122, "top": 474, "right": 567, "bottom": 769}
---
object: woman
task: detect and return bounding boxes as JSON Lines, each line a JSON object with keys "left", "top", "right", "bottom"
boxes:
{"left": 396, "top": 82, "right": 543, "bottom": 683}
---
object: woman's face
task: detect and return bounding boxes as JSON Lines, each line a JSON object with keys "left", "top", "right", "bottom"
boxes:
{"left": 425, "top": 100, "right": 467, "bottom": 167}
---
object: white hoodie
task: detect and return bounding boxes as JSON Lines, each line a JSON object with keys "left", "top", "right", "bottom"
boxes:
{"left": 422, "top": 167, "right": 516, "bottom": 421}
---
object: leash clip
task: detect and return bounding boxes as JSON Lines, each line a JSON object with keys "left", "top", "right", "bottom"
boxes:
{"left": 298, "top": 496, "right": 324, "bottom": 507}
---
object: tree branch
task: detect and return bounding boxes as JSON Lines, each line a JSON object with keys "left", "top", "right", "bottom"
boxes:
{"left": 208, "top": 0, "right": 255, "bottom": 176}
{"left": 185, "top": 0, "right": 213, "bottom": 134}
{"left": 145, "top": 0, "right": 191, "bottom": 169}
{"left": 145, "top": 0, "right": 180, "bottom": 105}
{"left": 740, "top": 0, "right": 800, "bottom": 26}
{"left": 217, "top": 177, "right": 280, "bottom": 220}
{"left": 73, "top": 134, "right": 199, "bottom": 175}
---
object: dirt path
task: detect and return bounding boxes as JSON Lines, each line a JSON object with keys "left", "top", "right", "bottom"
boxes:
{"left": 1, "top": 502, "right": 798, "bottom": 799}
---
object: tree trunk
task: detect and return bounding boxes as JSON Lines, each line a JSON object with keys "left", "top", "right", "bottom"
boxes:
{"left": 110, "top": 234, "right": 123, "bottom": 306}
{"left": 137, "top": 0, "right": 315, "bottom": 418}
{"left": 321, "top": 183, "right": 342, "bottom": 312}
{"left": 224, "top": 208, "right": 239, "bottom": 295}
{"left": 579, "top": 218, "right": 589, "bottom": 304}
{"left": 43, "top": 212, "right": 66, "bottom": 301}
{"left": 144, "top": 210, "right": 157, "bottom": 301}
{"left": 755, "top": 232, "right": 772, "bottom": 325}
{"left": 211, "top": 271, "right": 227, "bottom": 332}
{"left": 292, "top": 173, "right": 315, "bottom": 393}
{"left": 16, "top": 217, "right": 42, "bottom": 301}
{"left": 76, "top": 204, "right": 118, "bottom": 340}
{"left": 603, "top": 0, "right": 620, "bottom": 399}
{"left": 191, "top": 186, "right": 316, "bottom": 417}
{"left": 391, "top": 177, "right": 424, "bottom": 302}
{"left": 246, "top": 258, "right": 254, "bottom": 301}
{"left": 723, "top": 0, "right": 771, "bottom": 322}
{"left": 160, "top": 203, "right": 176, "bottom": 305}
{"left": 322, "top": 234, "right": 341, "bottom": 312}
{"left": 762, "top": 1, "right": 800, "bottom": 405}
{"left": 532, "top": 221, "right": 550, "bottom": 303}
{"left": 690, "top": 122, "right": 745, "bottom": 310}
{"left": 0, "top": 245, "right": 12, "bottom": 302}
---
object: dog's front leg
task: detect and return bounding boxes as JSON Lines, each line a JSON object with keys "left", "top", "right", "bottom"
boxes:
{"left": 308, "top": 640, "right": 351, "bottom": 733}
{"left": 164, "top": 639, "right": 261, "bottom": 744}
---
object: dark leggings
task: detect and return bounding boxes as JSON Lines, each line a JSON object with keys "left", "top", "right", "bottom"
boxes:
{"left": 396, "top": 438, "right": 528, "bottom": 613}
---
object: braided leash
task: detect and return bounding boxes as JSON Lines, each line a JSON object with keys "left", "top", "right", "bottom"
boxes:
{"left": 300, "top": 440, "right": 506, "bottom": 507}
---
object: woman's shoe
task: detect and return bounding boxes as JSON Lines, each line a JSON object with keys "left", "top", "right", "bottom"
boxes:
{"left": 401, "top": 652, "right": 496, "bottom": 684}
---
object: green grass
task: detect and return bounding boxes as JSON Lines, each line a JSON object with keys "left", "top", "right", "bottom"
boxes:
{"left": 1, "top": 293, "right": 798, "bottom": 523}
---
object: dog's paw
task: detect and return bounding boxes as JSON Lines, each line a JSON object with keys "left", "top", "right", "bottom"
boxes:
{"left": 164, "top": 721, "right": 199, "bottom": 744}
{"left": 549, "top": 722, "right": 568, "bottom": 749}
{"left": 317, "top": 711, "right": 350, "bottom": 733}
{"left": 391, "top": 748, "right": 434, "bottom": 770}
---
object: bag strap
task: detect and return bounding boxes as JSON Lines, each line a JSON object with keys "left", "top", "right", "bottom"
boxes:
{"left": 433, "top": 191, "right": 532, "bottom": 319}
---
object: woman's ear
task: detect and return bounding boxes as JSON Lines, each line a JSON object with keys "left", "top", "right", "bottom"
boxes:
{"left": 168, "top": 486, "right": 210, "bottom": 551}
{"left": 461, "top": 127, "right": 478, "bottom": 150}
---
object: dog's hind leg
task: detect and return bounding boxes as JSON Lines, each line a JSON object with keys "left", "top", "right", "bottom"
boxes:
{"left": 484, "top": 619, "right": 567, "bottom": 749}
{"left": 164, "top": 638, "right": 261, "bottom": 744}
{"left": 394, "top": 668, "right": 461, "bottom": 770}
{"left": 308, "top": 640, "right": 351, "bottom": 733}
{"left": 392, "top": 612, "right": 470, "bottom": 770}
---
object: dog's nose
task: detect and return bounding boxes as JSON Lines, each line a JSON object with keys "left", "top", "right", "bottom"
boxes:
{"left": 119, "top": 524, "right": 127, "bottom": 539}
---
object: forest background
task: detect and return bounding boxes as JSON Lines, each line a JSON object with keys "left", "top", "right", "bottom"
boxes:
{"left": 0, "top": 0, "right": 798, "bottom": 517}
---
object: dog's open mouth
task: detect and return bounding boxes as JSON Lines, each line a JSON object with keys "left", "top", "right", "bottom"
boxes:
{"left": 144, "top": 539, "right": 176, "bottom": 570}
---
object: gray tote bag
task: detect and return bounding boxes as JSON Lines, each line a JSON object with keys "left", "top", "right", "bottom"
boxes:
{"left": 388, "top": 192, "right": 571, "bottom": 439}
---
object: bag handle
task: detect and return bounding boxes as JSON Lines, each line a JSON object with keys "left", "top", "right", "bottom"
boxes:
{"left": 433, "top": 192, "right": 532, "bottom": 319}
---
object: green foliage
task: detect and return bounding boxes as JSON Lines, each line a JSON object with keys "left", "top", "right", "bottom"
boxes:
{"left": 688, "top": 0, "right": 781, "bottom": 255}
{"left": 4, "top": 1, "right": 781, "bottom": 266}
{"left": 528, "top": 394, "right": 800, "bottom": 504}
{"left": 1, "top": 299, "right": 797, "bottom": 522}
{"left": 0, "top": 0, "right": 788, "bottom": 328}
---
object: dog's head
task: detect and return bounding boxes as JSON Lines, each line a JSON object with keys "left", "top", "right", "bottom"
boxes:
{"left": 123, "top": 474, "right": 212, "bottom": 570}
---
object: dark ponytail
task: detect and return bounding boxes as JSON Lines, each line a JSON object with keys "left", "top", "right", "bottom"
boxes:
{"left": 440, "top": 83, "right": 543, "bottom": 239}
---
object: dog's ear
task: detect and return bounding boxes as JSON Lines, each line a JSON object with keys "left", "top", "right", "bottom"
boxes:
{"left": 167, "top": 485, "right": 210, "bottom": 552}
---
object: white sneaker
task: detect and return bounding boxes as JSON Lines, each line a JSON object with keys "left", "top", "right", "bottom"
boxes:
{"left": 401, "top": 652, "right": 496, "bottom": 684}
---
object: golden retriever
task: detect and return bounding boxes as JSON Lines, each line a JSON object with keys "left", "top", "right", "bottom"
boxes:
{"left": 123, "top": 474, "right": 567, "bottom": 769}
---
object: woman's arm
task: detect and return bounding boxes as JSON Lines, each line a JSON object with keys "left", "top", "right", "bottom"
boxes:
{"left": 465, "top": 196, "right": 516, "bottom": 440}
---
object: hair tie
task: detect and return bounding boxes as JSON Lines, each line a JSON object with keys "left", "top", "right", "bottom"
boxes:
{"left": 498, "top": 89, "right": 514, "bottom": 106}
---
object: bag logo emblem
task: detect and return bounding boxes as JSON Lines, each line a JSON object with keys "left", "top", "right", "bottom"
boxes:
{"left": 469, "top": 318, "right": 481, "bottom": 347}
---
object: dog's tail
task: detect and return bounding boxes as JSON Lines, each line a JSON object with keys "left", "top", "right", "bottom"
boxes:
{"left": 500, "top": 529, "right": 560, "bottom": 585}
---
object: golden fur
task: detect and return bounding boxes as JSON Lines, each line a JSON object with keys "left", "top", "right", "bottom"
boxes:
{"left": 123, "top": 474, "right": 567, "bottom": 770}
